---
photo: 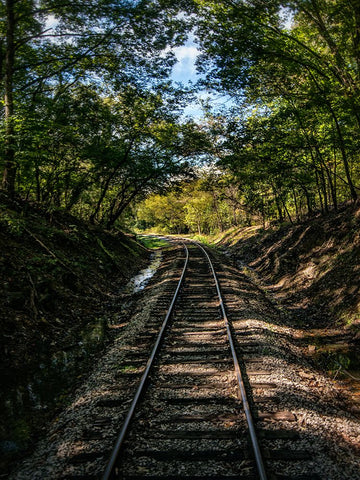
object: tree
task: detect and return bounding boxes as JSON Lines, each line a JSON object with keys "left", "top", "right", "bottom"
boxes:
{"left": 135, "top": 169, "right": 244, "bottom": 234}
{"left": 1, "top": 0, "right": 188, "bottom": 196}
{"left": 136, "top": 193, "right": 187, "bottom": 233}
{"left": 193, "top": 0, "right": 360, "bottom": 214}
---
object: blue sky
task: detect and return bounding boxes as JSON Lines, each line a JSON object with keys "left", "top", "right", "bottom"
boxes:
{"left": 170, "top": 39, "right": 233, "bottom": 120}
{"left": 170, "top": 39, "right": 204, "bottom": 118}
{"left": 171, "top": 42, "right": 200, "bottom": 84}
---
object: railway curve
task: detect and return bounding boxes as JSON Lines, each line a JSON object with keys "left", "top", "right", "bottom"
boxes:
{"left": 10, "top": 240, "right": 360, "bottom": 480}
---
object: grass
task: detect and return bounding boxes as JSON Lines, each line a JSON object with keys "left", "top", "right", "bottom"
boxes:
{"left": 189, "top": 226, "right": 263, "bottom": 248}
{"left": 135, "top": 226, "right": 263, "bottom": 251}
{"left": 190, "top": 234, "right": 217, "bottom": 247}
{"left": 137, "top": 235, "right": 169, "bottom": 250}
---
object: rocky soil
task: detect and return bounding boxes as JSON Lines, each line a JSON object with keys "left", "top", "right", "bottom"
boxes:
{"left": 8, "top": 244, "right": 185, "bottom": 479}
{"left": 3, "top": 196, "right": 360, "bottom": 478}
{"left": 217, "top": 203, "right": 360, "bottom": 329}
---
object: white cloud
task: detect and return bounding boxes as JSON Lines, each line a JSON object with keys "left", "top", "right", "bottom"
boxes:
{"left": 174, "top": 45, "right": 199, "bottom": 62}
{"left": 45, "top": 14, "right": 59, "bottom": 31}
{"left": 172, "top": 44, "right": 200, "bottom": 80}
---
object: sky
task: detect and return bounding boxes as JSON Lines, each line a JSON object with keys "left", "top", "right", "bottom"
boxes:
{"left": 170, "top": 39, "right": 231, "bottom": 120}
{"left": 170, "top": 39, "right": 204, "bottom": 118}
{"left": 172, "top": 43, "right": 200, "bottom": 84}
{"left": 169, "top": 7, "right": 294, "bottom": 120}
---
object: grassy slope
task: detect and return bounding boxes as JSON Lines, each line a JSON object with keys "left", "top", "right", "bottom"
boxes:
{"left": 1, "top": 193, "right": 148, "bottom": 366}
{"left": 0, "top": 192, "right": 149, "bottom": 468}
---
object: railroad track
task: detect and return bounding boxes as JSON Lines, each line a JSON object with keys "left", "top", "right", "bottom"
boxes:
{"left": 99, "top": 242, "right": 320, "bottom": 480}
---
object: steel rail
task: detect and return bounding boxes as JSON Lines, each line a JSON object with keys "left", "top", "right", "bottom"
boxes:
{"left": 197, "top": 243, "right": 268, "bottom": 480}
{"left": 102, "top": 243, "right": 189, "bottom": 480}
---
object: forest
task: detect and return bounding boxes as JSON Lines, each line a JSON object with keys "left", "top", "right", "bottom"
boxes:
{"left": 2, "top": 2, "right": 360, "bottom": 478}
{"left": 2, "top": 0, "right": 360, "bottom": 234}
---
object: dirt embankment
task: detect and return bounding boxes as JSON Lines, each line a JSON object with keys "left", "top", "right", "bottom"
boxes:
{"left": 1, "top": 193, "right": 148, "bottom": 373}
{"left": 217, "top": 204, "right": 360, "bottom": 369}
{"left": 219, "top": 204, "right": 360, "bottom": 325}
{"left": 0, "top": 192, "right": 149, "bottom": 471}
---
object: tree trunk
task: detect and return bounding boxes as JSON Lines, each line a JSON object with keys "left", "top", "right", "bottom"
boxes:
{"left": 333, "top": 145, "right": 338, "bottom": 209}
{"left": 315, "top": 169, "right": 324, "bottom": 213}
{"left": 2, "top": 0, "right": 16, "bottom": 196}
{"left": 89, "top": 143, "right": 134, "bottom": 224}
{"left": 274, "top": 192, "right": 284, "bottom": 222}
{"left": 300, "top": 184, "right": 313, "bottom": 215}
{"left": 292, "top": 187, "right": 299, "bottom": 221}
{"left": 328, "top": 103, "right": 358, "bottom": 201}
{"left": 323, "top": 157, "right": 337, "bottom": 210}
{"left": 105, "top": 175, "right": 153, "bottom": 229}
{"left": 281, "top": 197, "right": 293, "bottom": 224}
{"left": 212, "top": 190, "right": 223, "bottom": 231}
{"left": 304, "top": 69, "right": 358, "bottom": 202}
{"left": 318, "top": 163, "right": 328, "bottom": 213}
{"left": 314, "top": 145, "right": 336, "bottom": 211}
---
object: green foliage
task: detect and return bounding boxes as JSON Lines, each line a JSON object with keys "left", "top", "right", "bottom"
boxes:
{"left": 137, "top": 236, "right": 169, "bottom": 249}
{"left": 0, "top": 211, "right": 25, "bottom": 236}
{"left": 191, "top": 235, "right": 215, "bottom": 247}
{"left": 323, "top": 352, "right": 351, "bottom": 375}
{"left": 136, "top": 192, "right": 188, "bottom": 234}
{"left": 1, "top": 0, "right": 199, "bottom": 222}
{"left": 193, "top": 0, "right": 360, "bottom": 222}
{"left": 135, "top": 168, "right": 246, "bottom": 234}
{"left": 2, "top": 0, "right": 360, "bottom": 230}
